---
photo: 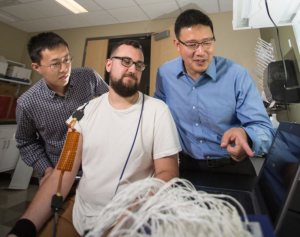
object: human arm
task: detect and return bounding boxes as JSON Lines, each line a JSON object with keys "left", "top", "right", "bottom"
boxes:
{"left": 221, "top": 127, "right": 254, "bottom": 161}
{"left": 91, "top": 69, "right": 109, "bottom": 97}
{"left": 230, "top": 69, "right": 274, "bottom": 157}
{"left": 154, "top": 154, "right": 179, "bottom": 182}
{"left": 153, "top": 68, "right": 166, "bottom": 101}
{"left": 15, "top": 103, "right": 53, "bottom": 178}
{"left": 8, "top": 134, "right": 83, "bottom": 236}
{"left": 39, "top": 167, "right": 54, "bottom": 187}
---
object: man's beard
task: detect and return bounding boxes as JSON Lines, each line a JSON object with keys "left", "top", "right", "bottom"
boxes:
{"left": 110, "top": 72, "right": 139, "bottom": 97}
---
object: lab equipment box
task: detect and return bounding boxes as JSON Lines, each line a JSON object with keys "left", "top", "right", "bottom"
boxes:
{"left": 6, "top": 66, "right": 32, "bottom": 82}
{"left": 0, "top": 56, "right": 8, "bottom": 77}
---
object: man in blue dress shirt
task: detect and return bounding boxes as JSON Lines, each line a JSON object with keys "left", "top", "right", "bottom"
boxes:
{"left": 154, "top": 9, "right": 274, "bottom": 177}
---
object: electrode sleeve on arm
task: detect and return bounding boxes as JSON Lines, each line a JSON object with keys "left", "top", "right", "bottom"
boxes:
{"left": 7, "top": 219, "right": 36, "bottom": 237}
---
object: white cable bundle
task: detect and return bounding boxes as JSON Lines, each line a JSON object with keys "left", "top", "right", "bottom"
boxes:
{"left": 85, "top": 178, "right": 253, "bottom": 237}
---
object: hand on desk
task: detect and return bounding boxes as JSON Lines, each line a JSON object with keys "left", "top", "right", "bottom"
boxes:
{"left": 221, "top": 127, "right": 254, "bottom": 162}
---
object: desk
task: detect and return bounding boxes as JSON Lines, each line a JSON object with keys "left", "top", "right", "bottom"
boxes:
{"left": 246, "top": 215, "right": 275, "bottom": 237}
{"left": 181, "top": 171, "right": 256, "bottom": 191}
{"left": 277, "top": 181, "right": 300, "bottom": 237}
{"left": 181, "top": 171, "right": 300, "bottom": 237}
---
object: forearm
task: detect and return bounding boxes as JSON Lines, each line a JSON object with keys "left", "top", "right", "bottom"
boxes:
{"left": 242, "top": 125, "right": 275, "bottom": 155}
{"left": 21, "top": 169, "right": 74, "bottom": 231}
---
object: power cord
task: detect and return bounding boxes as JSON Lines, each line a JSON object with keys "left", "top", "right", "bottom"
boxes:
{"left": 51, "top": 193, "right": 63, "bottom": 237}
{"left": 264, "top": 0, "right": 300, "bottom": 90}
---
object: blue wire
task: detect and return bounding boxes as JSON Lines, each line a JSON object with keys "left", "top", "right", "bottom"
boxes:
{"left": 113, "top": 93, "right": 145, "bottom": 197}
{"left": 52, "top": 212, "right": 57, "bottom": 237}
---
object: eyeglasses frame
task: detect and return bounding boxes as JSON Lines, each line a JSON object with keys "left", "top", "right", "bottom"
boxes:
{"left": 177, "top": 37, "right": 216, "bottom": 50}
{"left": 38, "top": 56, "right": 73, "bottom": 70}
{"left": 111, "top": 56, "right": 146, "bottom": 71}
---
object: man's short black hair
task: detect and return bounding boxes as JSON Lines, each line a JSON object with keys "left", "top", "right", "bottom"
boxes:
{"left": 175, "top": 9, "right": 214, "bottom": 39}
{"left": 27, "top": 32, "right": 68, "bottom": 64}
{"left": 110, "top": 39, "right": 143, "bottom": 58}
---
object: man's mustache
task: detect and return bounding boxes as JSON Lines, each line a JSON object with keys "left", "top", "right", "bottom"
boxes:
{"left": 122, "top": 72, "right": 137, "bottom": 81}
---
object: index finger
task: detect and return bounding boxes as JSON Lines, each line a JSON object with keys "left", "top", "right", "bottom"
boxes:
{"left": 240, "top": 139, "right": 254, "bottom": 157}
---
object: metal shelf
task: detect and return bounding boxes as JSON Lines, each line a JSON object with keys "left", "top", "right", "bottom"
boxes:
{"left": 0, "top": 77, "right": 31, "bottom": 86}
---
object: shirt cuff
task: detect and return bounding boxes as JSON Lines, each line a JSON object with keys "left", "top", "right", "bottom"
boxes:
{"left": 31, "top": 158, "right": 52, "bottom": 179}
{"left": 241, "top": 126, "right": 261, "bottom": 156}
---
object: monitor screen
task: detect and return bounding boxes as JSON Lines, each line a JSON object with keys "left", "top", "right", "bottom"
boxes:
{"left": 258, "top": 122, "right": 300, "bottom": 226}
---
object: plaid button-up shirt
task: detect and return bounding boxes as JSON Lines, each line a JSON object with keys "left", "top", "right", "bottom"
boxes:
{"left": 16, "top": 67, "right": 109, "bottom": 179}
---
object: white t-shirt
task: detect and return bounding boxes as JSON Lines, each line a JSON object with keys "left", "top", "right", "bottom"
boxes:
{"left": 69, "top": 92, "right": 181, "bottom": 234}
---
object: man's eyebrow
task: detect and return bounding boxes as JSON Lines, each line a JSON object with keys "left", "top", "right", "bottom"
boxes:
{"left": 185, "top": 37, "right": 214, "bottom": 42}
{"left": 50, "top": 53, "right": 70, "bottom": 62}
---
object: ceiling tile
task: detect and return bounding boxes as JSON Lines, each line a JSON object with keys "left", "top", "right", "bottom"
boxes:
{"left": 18, "top": 0, "right": 41, "bottom": 3}
{"left": 75, "top": 0, "right": 103, "bottom": 12}
{"left": 26, "top": 0, "right": 72, "bottom": 17}
{"left": 1, "top": 4, "right": 45, "bottom": 20}
{"left": 51, "top": 14, "right": 91, "bottom": 29}
{"left": 78, "top": 10, "right": 118, "bottom": 26}
{"left": 8, "top": 20, "right": 37, "bottom": 32}
{"left": 107, "top": 6, "right": 149, "bottom": 23}
{"left": 0, "top": 0, "right": 21, "bottom": 8}
{"left": 135, "top": 0, "right": 175, "bottom": 5}
{"left": 93, "top": 0, "right": 137, "bottom": 10}
{"left": 2, "top": 0, "right": 231, "bottom": 32}
{"left": 0, "top": 9, "right": 22, "bottom": 23}
{"left": 140, "top": 2, "right": 180, "bottom": 19}
{"left": 218, "top": 0, "right": 233, "bottom": 12}
{"left": 26, "top": 18, "right": 66, "bottom": 32}
{"left": 177, "top": 0, "right": 220, "bottom": 14}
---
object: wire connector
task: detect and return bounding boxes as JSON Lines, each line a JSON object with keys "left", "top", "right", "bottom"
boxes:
{"left": 51, "top": 193, "right": 63, "bottom": 213}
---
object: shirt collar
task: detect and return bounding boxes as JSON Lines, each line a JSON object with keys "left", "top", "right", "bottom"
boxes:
{"left": 41, "top": 79, "right": 56, "bottom": 98}
{"left": 205, "top": 57, "right": 217, "bottom": 81}
{"left": 41, "top": 73, "right": 73, "bottom": 98}
{"left": 176, "top": 56, "right": 217, "bottom": 81}
{"left": 176, "top": 58, "right": 186, "bottom": 78}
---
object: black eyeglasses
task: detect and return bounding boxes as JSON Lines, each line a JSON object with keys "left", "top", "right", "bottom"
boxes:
{"left": 39, "top": 56, "right": 73, "bottom": 70}
{"left": 177, "top": 37, "right": 215, "bottom": 50}
{"left": 111, "top": 57, "right": 146, "bottom": 71}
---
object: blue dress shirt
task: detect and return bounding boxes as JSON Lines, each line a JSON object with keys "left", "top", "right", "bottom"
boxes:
{"left": 154, "top": 56, "right": 274, "bottom": 160}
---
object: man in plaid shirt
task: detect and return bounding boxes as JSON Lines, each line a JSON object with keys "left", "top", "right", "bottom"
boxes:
{"left": 15, "top": 32, "right": 108, "bottom": 185}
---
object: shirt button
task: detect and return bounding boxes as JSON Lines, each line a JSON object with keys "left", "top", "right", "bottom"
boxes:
{"left": 193, "top": 106, "right": 195, "bottom": 109}
{"left": 196, "top": 123, "right": 198, "bottom": 126}
{"left": 192, "top": 87, "right": 195, "bottom": 90}
{"left": 207, "top": 156, "right": 210, "bottom": 159}
{"left": 200, "top": 140, "right": 203, "bottom": 143}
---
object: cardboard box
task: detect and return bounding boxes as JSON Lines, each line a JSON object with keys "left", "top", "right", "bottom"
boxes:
{"left": 0, "top": 56, "right": 8, "bottom": 77}
{"left": 6, "top": 66, "right": 32, "bottom": 81}
{"left": 0, "top": 84, "right": 19, "bottom": 96}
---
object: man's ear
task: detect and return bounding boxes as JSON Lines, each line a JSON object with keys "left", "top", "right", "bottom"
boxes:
{"left": 31, "top": 63, "right": 42, "bottom": 75}
{"left": 105, "top": 58, "right": 112, "bottom": 73}
{"left": 173, "top": 38, "right": 180, "bottom": 53}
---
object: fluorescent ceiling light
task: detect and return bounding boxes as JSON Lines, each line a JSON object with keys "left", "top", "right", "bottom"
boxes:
{"left": 55, "top": 0, "right": 88, "bottom": 14}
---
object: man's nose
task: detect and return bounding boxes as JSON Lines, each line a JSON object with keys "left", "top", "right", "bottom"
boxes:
{"left": 195, "top": 44, "right": 205, "bottom": 54}
{"left": 128, "top": 63, "right": 137, "bottom": 73}
{"left": 60, "top": 62, "right": 68, "bottom": 72}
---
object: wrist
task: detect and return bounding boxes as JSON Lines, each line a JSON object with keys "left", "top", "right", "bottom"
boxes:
{"left": 239, "top": 127, "right": 253, "bottom": 148}
{"left": 43, "top": 167, "right": 53, "bottom": 176}
{"left": 7, "top": 219, "right": 36, "bottom": 237}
